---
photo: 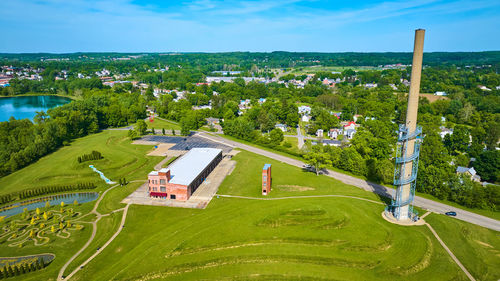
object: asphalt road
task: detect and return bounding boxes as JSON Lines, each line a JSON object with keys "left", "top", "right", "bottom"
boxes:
{"left": 198, "top": 132, "right": 500, "bottom": 232}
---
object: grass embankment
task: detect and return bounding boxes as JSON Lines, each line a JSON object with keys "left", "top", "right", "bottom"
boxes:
{"left": 71, "top": 151, "right": 481, "bottom": 281}
{"left": 426, "top": 213, "right": 500, "bottom": 280}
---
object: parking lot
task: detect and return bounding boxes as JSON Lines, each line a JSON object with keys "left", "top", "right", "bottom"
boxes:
{"left": 140, "top": 135, "right": 233, "bottom": 153}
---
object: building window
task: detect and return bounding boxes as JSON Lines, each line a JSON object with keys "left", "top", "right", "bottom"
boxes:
{"left": 170, "top": 194, "right": 176, "bottom": 200}
{"left": 153, "top": 187, "right": 157, "bottom": 191}
{"left": 160, "top": 186, "right": 166, "bottom": 192}
{"left": 160, "top": 179, "right": 166, "bottom": 184}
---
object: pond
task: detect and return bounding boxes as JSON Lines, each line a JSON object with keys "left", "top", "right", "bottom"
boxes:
{"left": 0, "top": 95, "right": 72, "bottom": 122}
{"left": 0, "top": 192, "right": 98, "bottom": 218}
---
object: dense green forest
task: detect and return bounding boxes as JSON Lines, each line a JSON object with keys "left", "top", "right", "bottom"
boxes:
{"left": 0, "top": 52, "right": 499, "bottom": 211}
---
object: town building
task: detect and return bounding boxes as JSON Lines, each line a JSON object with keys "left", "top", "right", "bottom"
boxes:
{"left": 316, "top": 129, "right": 324, "bottom": 137}
{"left": 328, "top": 128, "right": 342, "bottom": 139}
{"left": 439, "top": 126, "right": 453, "bottom": 139}
{"left": 262, "top": 164, "right": 272, "bottom": 195}
{"left": 275, "top": 123, "right": 288, "bottom": 132}
{"left": 298, "top": 105, "right": 311, "bottom": 115}
{"left": 148, "top": 148, "right": 223, "bottom": 201}
{"left": 456, "top": 166, "right": 481, "bottom": 182}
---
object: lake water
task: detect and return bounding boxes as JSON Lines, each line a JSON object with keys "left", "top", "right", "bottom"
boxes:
{"left": 0, "top": 192, "right": 99, "bottom": 218}
{"left": 0, "top": 95, "right": 72, "bottom": 122}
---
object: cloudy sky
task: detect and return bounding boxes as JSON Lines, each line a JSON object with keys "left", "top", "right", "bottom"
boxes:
{"left": 1, "top": 0, "right": 499, "bottom": 53}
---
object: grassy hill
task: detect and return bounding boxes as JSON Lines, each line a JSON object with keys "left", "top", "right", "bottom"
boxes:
{"left": 1, "top": 133, "right": 498, "bottom": 281}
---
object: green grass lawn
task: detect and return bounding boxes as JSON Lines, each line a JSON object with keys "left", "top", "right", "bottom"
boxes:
{"left": 425, "top": 213, "right": 500, "bottom": 281}
{"left": 68, "top": 150, "right": 488, "bottom": 281}
{"left": 216, "top": 133, "right": 500, "bottom": 221}
{"left": 146, "top": 117, "right": 180, "bottom": 130}
{"left": 0, "top": 130, "right": 159, "bottom": 196}
{"left": 0, "top": 132, "right": 498, "bottom": 281}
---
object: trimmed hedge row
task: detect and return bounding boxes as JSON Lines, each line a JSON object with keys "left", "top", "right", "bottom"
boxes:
{"left": 77, "top": 151, "right": 103, "bottom": 163}
{"left": 0, "top": 259, "right": 47, "bottom": 279}
{"left": 0, "top": 182, "right": 97, "bottom": 206}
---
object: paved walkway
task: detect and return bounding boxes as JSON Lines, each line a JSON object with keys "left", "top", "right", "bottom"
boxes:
{"left": 198, "top": 132, "right": 500, "bottom": 232}
{"left": 63, "top": 204, "right": 130, "bottom": 280}
{"left": 154, "top": 156, "right": 172, "bottom": 170}
{"left": 425, "top": 222, "right": 476, "bottom": 281}
{"left": 57, "top": 183, "right": 119, "bottom": 280}
{"left": 216, "top": 194, "right": 384, "bottom": 205}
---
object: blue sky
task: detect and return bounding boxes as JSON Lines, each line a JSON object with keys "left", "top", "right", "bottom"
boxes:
{"left": 1, "top": 0, "right": 499, "bottom": 53}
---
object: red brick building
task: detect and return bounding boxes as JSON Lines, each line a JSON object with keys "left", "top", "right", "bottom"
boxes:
{"left": 262, "top": 164, "right": 271, "bottom": 195}
{"left": 148, "top": 148, "right": 223, "bottom": 201}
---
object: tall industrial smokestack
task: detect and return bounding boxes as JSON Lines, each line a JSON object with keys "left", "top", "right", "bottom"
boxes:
{"left": 391, "top": 29, "right": 425, "bottom": 221}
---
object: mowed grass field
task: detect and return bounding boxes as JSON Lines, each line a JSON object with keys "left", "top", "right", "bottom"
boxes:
{"left": 146, "top": 117, "right": 181, "bottom": 130}
{"left": 1, "top": 133, "right": 499, "bottom": 281}
{"left": 0, "top": 130, "right": 158, "bottom": 196}
{"left": 65, "top": 151, "right": 499, "bottom": 281}
{"left": 425, "top": 214, "right": 500, "bottom": 280}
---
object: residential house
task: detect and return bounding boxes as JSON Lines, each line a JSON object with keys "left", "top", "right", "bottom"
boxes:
{"left": 301, "top": 115, "right": 311, "bottom": 122}
{"left": 456, "top": 166, "right": 481, "bottom": 182}
{"left": 344, "top": 129, "right": 356, "bottom": 139}
{"left": 298, "top": 105, "right": 311, "bottom": 115}
{"left": 316, "top": 129, "right": 324, "bottom": 138}
{"left": 275, "top": 124, "right": 288, "bottom": 132}
{"left": 439, "top": 126, "right": 453, "bottom": 139}
{"left": 206, "top": 118, "right": 220, "bottom": 126}
{"left": 328, "top": 128, "right": 342, "bottom": 139}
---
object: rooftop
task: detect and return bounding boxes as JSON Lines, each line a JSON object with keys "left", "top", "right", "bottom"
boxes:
{"left": 168, "top": 148, "right": 222, "bottom": 186}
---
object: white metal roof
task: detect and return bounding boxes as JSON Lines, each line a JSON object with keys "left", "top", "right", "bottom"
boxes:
{"left": 168, "top": 148, "right": 222, "bottom": 186}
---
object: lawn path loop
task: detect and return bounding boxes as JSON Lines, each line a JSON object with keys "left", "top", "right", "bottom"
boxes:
{"left": 57, "top": 182, "right": 127, "bottom": 280}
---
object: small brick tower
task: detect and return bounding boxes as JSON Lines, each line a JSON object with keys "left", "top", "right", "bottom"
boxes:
{"left": 262, "top": 164, "right": 271, "bottom": 195}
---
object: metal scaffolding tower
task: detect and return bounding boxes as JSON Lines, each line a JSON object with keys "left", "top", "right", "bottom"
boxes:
{"left": 387, "top": 29, "right": 425, "bottom": 221}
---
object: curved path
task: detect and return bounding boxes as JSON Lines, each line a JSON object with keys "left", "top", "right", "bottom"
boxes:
{"left": 216, "top": 194, "right": 384, "bottom": 205}
{"left": 199, "top": 132, "right": 500, "bottom": 232}
{"left": 57, "top": 184, "right": 119, "bottom": 280}
{"left": 63, "top": 204, "right": 130, "bottom": 280}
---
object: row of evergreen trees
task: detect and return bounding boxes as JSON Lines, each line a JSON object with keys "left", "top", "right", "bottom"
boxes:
{"left": 0, "top": 258, "right": 47, "bottom": 279}
{"left": 0, "top": 194, "right": 12, "bottom": 205}
{"left": 118, "top": 178, "right": 128, "bottom": 186}
{"left": 77, "top": 151, "right": 103, "bottom": 163}
{"left": 0, "top": 182, "right": 97, "bottom": 206}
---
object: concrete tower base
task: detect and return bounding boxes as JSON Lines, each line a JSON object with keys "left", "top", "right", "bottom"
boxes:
{"left": 382, "top": 211, "right": 425, "bottom": 226}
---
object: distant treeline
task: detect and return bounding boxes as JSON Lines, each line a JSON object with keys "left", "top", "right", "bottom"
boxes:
{"left": 0, "top": 51, "right": 499, "bottom": 69}
{"left": 0, "top": 182, "right": 97, "bottom": 205}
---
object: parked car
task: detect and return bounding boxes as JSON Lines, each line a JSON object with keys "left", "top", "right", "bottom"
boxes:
{"left": 445, "top": 211, "right": 457, "bottom": 216}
